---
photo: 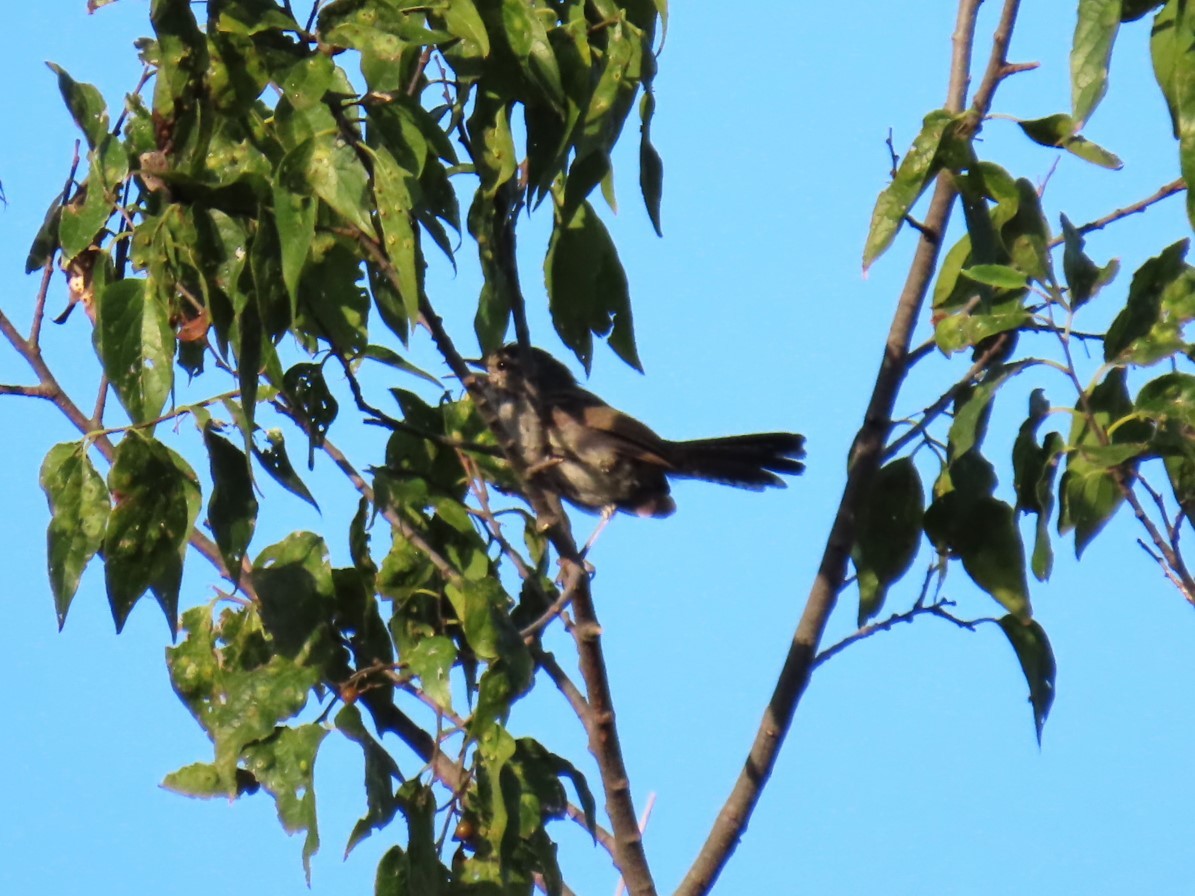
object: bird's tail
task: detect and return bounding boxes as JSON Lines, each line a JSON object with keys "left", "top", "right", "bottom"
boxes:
{"left": 668, "top": 432, "right": 806, "bottom": 489}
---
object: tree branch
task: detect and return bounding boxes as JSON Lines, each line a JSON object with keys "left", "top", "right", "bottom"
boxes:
{"left": 351, "top": 220, "right": 657, "bottom": 893}
{"left": 677, "top": 2, "right": 1023, "bottom": 892}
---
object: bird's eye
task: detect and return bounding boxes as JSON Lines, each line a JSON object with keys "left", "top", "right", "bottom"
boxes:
{"left": 495, "top": 359, "right": 509, "bottom": 371}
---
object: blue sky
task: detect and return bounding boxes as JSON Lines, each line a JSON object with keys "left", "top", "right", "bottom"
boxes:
{"left": 3, "top": 2, "right": 1195, "bottom": 895}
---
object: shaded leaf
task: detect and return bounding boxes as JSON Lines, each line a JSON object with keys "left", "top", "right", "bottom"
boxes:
{"left": 1060, "top": 213, "right": 1120, "bottom": 309}
{"left": 252, "top": 427, "right": 320, "bottom": 510}
{"left": 336, "top": 704, "right": 402, "bottom": 857}
{"left": 204, "top": 422, "right": 258, "bottom": 586}
{"left": 545, "top": 198, "right": 639, "bottom": 373}
{"left": 853, "top": 458, "right": 925, "bottom": 625}
{"left": 998, "top": 615, "right": 1057, "bottom": 744}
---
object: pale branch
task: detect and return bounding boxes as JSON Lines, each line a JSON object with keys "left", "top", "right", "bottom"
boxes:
{"left": 0, "top": 383, "right": 51, "bottom": 398}
{"left": 29, "top": 262, "right": 53, "bottom": 351}
{"left": 1136, "top": 538, "right": 1195, "bottom": 604}
{"left": 677, "top": 2, "right": 1021, "bottom": 893}
{"left": 531, "top": 643, "right": 592, "bottom": 724}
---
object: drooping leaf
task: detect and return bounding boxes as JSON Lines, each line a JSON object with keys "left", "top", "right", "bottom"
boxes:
{"left": 852, "top": 458, "right": 925, "bottom": 625}
{"left": 104, "top": 431, "right": 200, "bottom": 634}
{"left": 925, "top": 492, "right": 1032, "bottom": 620}
{"left": 1059, "top": 368, "right": 1149, "bottom": 555}
{"left": 252, "top": 428, "right": 320, "bottom": 510}
{"left": 242, "top": 724, "right": 329, "bottom": 882}
{"left": 1060, "top": 213, "right": 1120, "bottom": 309}
{"left": 39, "top": 442, "right": 111, "bottom": 628}
{"left": 639, "top": 90, "right": 664, "bottom": 236}
{"left": 545, "top": 198, "right": 639, "bottom": 373}
{"left": 998, "top": 615, "right": 1057, "bottom": 744}
{"left": 283, "top": 362, "right": 340, "bottom": 468}
{"left": 336, "top": 704, "right": 402, "bottom": 857}
{"left": 203, "top": 422, "right": 258, "bottom": 586}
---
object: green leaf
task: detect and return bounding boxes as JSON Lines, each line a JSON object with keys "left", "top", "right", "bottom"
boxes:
{"left": 361, "top": 345, "right": 442, "bottom": 387}
{"left": 1002, "top": 178, "right": 1056, "bottom": 285}
{"left": 307, "top": 134, "right": 374, "bottom": 234}
{"left": 949, "top": 362, "right": 1032, "bottom": 459}
{"left": 40, "top": 442, "right": 110, "bottom": 628}
{"left": 252, "top": 532, "right": 339, "bottom": 665}
{"left": 934, "top": 296, "right": 1030, "bottom": 355}
{"left": 283, "top": 363, "right": 340, "bottom": 468}
{"left": 852, "top": 458, "right": 925, "bottom": 625}
{"left": 925, "top": 493, "right": 1032, "bottom": 619}
{"left": 1060, "top": 213, "right": 1120, "bottom": 309}
{"left": 274, "top": 141, "right": 318, "bottom": 306}
{"left": 252, "top": 428, "right": 320, "bottom": 510}
{"left": 1152, "top": 0, "right": 1182, "bottom": 137}
{"left": 998, "top": 616, "right": 1057, "bottom": 744}
{"left": 639, "top": 91, "right": 664, "bottom": 236}
{"left": 863, "top": 110, "right": 954, "bottom": 271}
{"left": 960, "top": 264, "right": 1029, "bottom": 289}
{"left": 443, "top": 0, "right": 491, "bottom": 56}
{"left": 242, "top": 724, "right": 329, "bottom": 882}
{"left": 368, "top": 145, "right": 422, "bottom": 324}
{"left": 406, "top": 635, "right": 456, "bottom": 710}
{"left": 1071, "top": 0, "right": 1121, "bottom": 125}
{"left": 104, "top": 432, "right": 200, "bottom": 634}
{"left": 336, "top": 704, "right": 402, "bottom": 856}
{"left": 1124, "top": 0, "right": 1166, "bottom": 21}
{"left": 545, "top": 198, "right": 639, "bottom": 372}
{"left": 59, "top": 183, "right": 114, "bottom": 260}
{"left": 26, "top": 197, "right": 63, "bottom": 273}
{"left": 500, "top": 0, "right": 565, "bottom": 108}
{"left": 94, "top": 278, "right": 175, "bottom": 425}
{"left": 1059, "top": 368, "right": 1147, "bottom": 555}
{"left": 1016, "top": 112, "right": 1127, "bottom": 170}
{"left": 47, "top": 62, "right": 109, "bottom": 149}
{"left": 1012, "top": 391, "right": 1065, "bottom": 582}
{"left": 204, "top": 423, "right": 258, "bottom": 586}
{"left": 1104, "top": 239, "right": 1194, "bottom": 364}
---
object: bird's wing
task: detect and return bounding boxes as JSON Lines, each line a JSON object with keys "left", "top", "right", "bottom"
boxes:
{"left": 546, "top": 387, "right": 677, "bottom": 469}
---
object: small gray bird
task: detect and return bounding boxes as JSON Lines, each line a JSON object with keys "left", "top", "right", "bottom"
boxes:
{"left": 471, "top": 344, "right": 805, "bottom": 518}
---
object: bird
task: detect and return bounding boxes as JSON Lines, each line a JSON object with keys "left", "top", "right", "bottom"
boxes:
{"left": 469, "top": 344, "right": 805, "bottom": 518}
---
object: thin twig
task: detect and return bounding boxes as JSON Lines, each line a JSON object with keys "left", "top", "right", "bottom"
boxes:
{"left": 1047, "top": 177, "right": 1186, "bottom": 247}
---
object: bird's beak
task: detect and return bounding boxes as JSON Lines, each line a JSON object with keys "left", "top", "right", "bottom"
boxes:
{"left": 464, "top": 357, "right": 486, "bottom": 371}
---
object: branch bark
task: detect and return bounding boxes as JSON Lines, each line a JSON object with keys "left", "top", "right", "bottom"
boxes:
{"left": 676, "top": 2, "right": 1023, "bottom": 892}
